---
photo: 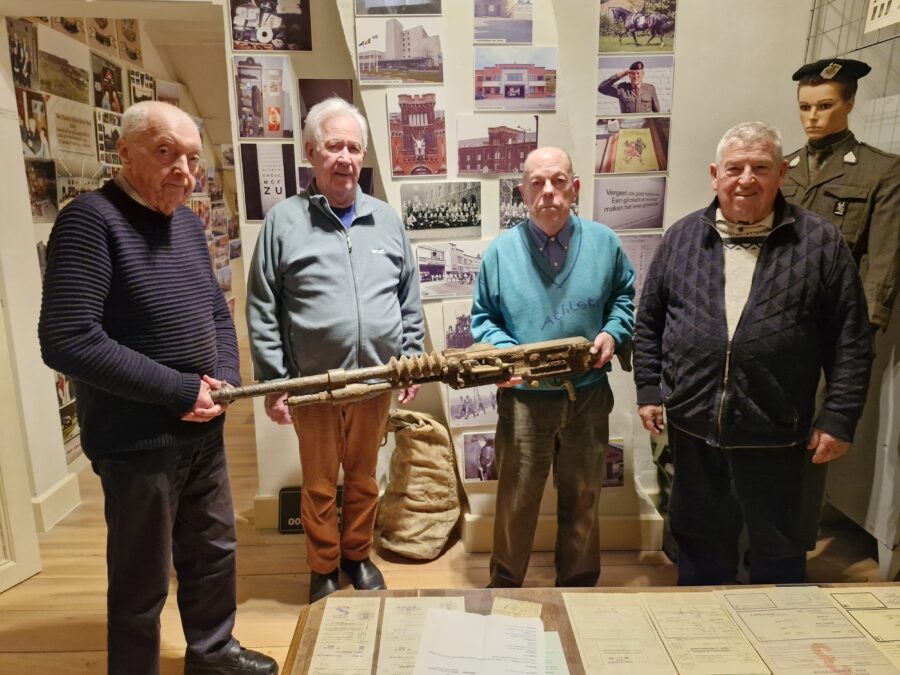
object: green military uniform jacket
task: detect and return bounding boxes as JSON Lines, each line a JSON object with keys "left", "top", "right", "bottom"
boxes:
{"left": 783, "top": 132, "right": 900, "bottom": 328}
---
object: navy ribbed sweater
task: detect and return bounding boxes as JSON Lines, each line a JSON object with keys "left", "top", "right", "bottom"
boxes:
{"left": 38, "top": 182, "right": 240, "bottom": 458}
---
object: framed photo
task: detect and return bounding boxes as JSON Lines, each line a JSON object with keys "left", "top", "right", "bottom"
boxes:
{"left": 7, "top": 18, "right": 38, "bottom": 90}
{"left": 129, "top": 68, "right": 156, "bottom": 104}
{"left": 116, "top": 19, "right": 144, "bottom": 66}
{"left": 25, "top": 159, "right": 58, "bottom": 224}
{"left": 86, "top": 18, "right": 119, "bottom": 58}
{"left": 592, "top": 175, "right": 665, "bottom": 230}
{"left": 355, "top": 0, "right": 442, "bottom": 14}
{"left": 595, "top": 117, "right": 670, "bottom": 174}
{"left": 474, "top": 0, "right": 533, "bottom": 44}
{"left": 51, "top": 17, "right": 86, "bottom": 44}
{"left": 416, "top": 240, "right": 487, "bottom": 298}
{"left": 448, "top": 386, "right": 498, "bottom": 429}
{"left": 457, "top": 114, "right": 538, "bottom": 175}
{"left": 156, "top": 79, "right": 182, "bottom": 107}
{"left": 15, "top": 87, "right": 51, "bottom": 158}
{"left": 231, "top": 0, "right": 312, "bottom": 51}
{"left": 38, "top": 24, "right": 91, "bottom": 105}
{"left": 57, "top": 176, "right": 99, "bottom": 210}
{"left": 474, "top": 46, "right": 556, "bottom": 111}
{"left": 401, "top": 182, "right": 480, "bottom": 239}
{"left": 91, "top": 53, "right": 125, "bottom": 112}
{"left": 388, "top": 89, "right": 447, "bottom": 176}
{"left": 596, "top": 53, "right": 674, "bottom": 116}
{"left": 95, "top": 109, "right": 122, "bottom": 165}
{"left": 356, "top": 16, "right": 444, "bottom": 85}
{"left": 499, "top": 177, "right": 526, "bottom": 230}
{"left": 598, "top": 0, "right": 676, "bottom": 53}
{"left": 234, "top": 55, "right": 294, "bottom": 139}
{"left": 462, "top": 432, "right": 498, "bottom": 482}
{"left": 603, "top": 440, "right": 625, "bottom": 488}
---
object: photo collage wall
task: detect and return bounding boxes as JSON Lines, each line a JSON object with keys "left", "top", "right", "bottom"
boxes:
{"left": 225, "top": 1, "right": 677, "bottom": 494}
{"left": 7, "top": 15, "right": 240, "bottom": 464}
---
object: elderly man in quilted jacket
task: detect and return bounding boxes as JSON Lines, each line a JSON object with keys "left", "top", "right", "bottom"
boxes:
{"left": 634, "top": 121, "right": 872, "bottom": 586}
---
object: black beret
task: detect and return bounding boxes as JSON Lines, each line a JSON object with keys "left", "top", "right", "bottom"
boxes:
{"left": 629, "top": 61, "right": 644, "bottom": 70}
{"left": 792, "top": 58, "right": 871, "bottom": 81}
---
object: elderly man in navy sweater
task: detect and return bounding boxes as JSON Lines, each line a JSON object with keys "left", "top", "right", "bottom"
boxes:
{"left": 472, "top": 146, "right": 635, "bottom": 588}
{"left": 39, "top": 102, "right": 277, "bottom": 675}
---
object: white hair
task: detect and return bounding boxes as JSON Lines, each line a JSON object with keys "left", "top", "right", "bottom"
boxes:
{"left": 302, "top": 97, "right": 368, "bottom": 151}
{"left": 121, "top": 101, "right": 195, "bottom": 141}
{"left": 715, "top": 121, "right": 783, "bottom": 165}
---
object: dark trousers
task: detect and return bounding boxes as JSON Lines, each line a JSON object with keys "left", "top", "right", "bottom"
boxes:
{"left": 490, "top": 383, "right": 612, "bottom": 588}
{"left": 667, "top": 425, "right": 808, "bottom": 585}
{"left": 92, "top": 429, "right": 238, "bottom": 675}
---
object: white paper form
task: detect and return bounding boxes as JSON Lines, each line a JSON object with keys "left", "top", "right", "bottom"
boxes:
{"left": 827, "top": 587, "right": 900, "bottom": 669}
{"left": 376, "top": 596, "right": 466, "bottom": 675}
{"left": 641, "top": 591, "right": 769, "bottom": 674}
{"left": 492, "top": 597, "right": 544, "bottom": 618}
{"left": 308, "top": 596, "right": 381, "bottom": 675}
{"left": 562, "top": 592, "right": 675, "bottom": 674}
{"left": 718, "top": 586, "right": 898, "bottom": 674}
{"left": 544, "top": 632, "right": 570, "bottom": 675}
{"left": 413, "top": 608, "right": 545, "bottom": 675}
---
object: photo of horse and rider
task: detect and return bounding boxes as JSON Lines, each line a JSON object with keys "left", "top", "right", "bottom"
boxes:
{"left": 598, "top": 0, "right": 677, "bottom": 53}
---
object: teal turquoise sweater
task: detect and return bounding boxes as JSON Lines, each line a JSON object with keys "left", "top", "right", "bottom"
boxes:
{"left": 471, "top": 216, "right": 635, "bottom": 390}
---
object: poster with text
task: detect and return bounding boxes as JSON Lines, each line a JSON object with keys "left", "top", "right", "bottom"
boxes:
{"left": 618, "top": 233, "right": 661, "bottom": 303}
{"left": 231, "top": 0, "right": 312, "bottom": 51}
{"left": 240, "top": 142, "right": 298, "bottom": 220}
{"left": 592, "top": 175, "right": 665, "bottom": 230}
{"left": 47, "top": 97, "right": 96, "bottom": 162}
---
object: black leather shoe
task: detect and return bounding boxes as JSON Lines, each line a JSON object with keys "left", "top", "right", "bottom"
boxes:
{"left": 340, "top": 556, "right": 386, "bottom": 590}
{"left": 184, "top": 643, "right": 278, "bottom": 674}
{"left": 309, "top": 568, "right": 340, "bottom": 603}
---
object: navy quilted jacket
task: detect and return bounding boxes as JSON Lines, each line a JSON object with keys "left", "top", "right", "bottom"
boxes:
{"left": 634, "top": 195, "right": 872, "bottom": 448}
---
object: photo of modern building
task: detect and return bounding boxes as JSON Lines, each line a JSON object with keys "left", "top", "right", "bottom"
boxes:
{"left": 474, "top": 46, "right": 556, "bottom": 110}
{"left": 356, "top": 16, "right": 443, "bottom": 83}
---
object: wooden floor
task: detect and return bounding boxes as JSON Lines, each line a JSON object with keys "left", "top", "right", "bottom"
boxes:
{"left": 0, "top": 396, "right": 885, "bottom": 674}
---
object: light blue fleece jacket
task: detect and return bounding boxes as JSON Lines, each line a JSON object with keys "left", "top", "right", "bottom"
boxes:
{"left": 471, "top": 216, "right": 635, "bottom": 390}
{"left": 246, "top": 183, "right": 425, "bottom": 381}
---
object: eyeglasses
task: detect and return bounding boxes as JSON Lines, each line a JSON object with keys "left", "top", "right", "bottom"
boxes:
{"left": 321, "top": 139, "right": 365, "bottom": 157}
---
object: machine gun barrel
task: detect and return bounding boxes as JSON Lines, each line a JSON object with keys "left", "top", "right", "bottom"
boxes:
{"left": 211, "top": 337, "right": 595, "bottom": 407}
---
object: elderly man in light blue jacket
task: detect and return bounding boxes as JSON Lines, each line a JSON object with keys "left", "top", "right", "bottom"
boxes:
{"left": 247, "top": 98, "right": 424, "bottom": 604}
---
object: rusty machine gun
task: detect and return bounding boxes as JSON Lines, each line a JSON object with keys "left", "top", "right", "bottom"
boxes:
{"left": 211, "top": 337, "right": 598, "bottom": 407}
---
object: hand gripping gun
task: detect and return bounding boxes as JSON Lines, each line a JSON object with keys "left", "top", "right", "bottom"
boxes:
{"left": 210, "top": 337, "right": 599, "bottom": 408}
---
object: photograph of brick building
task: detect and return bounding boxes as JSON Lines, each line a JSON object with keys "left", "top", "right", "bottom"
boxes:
{"left": 356, "top": 16, "right": 443, "bottom": 84}
{"left": 457, "top": 115, "right": 538, "bottom": 174}
{"left": 388, "top": 90, "right": 447, "bottom": 176}
{"left": 474, "top": 46, "right": 556, "bottom": 110}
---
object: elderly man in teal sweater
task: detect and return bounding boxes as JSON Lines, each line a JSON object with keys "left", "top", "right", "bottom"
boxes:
{"left": 472, "top": 146, "right": 636, "bottom": 588}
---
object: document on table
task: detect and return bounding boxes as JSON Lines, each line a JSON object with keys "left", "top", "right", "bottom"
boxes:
{"left": 413, "top": 608, "right": 545, "bottom": 675}
{"left": 826, "top": 586, "right": 900, "bottom": 669}
{"left": 718, "top": 586, "right": 898, "bottom": 674}
{"left": 376, "top": 596, "right": 466, "bottom": 675}
{"left": 307, "top": 596, "right": 381, "bottom": 675}
{"left": 641, "top": 591, "right": 769, "bottom": 674}
{"left": 492, "top": 597, "right": 543, "bottom": 618}
{"left": 563, "top": 592, "right": 676, "bottom": 674}
{"left": 544, "top": 632, "right": 570, "bottom": 675}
